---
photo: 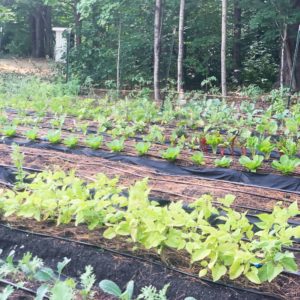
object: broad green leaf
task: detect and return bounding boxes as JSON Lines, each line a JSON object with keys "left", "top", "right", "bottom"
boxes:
{"left": 211, "top": 264, "right": 226, "bottom": 281}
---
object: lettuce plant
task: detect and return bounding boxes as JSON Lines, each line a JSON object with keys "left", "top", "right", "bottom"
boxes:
{"left": 277, "top": 138, "right": 298, "bottom": 157}
{"left": 191, "top": 151, "right": 205, "bottom": 165}
{"left": 107, "top": 138, "right": 125, "bottom": 152}
{"left": 272, "top": 155, "right": 300, "bottom": 174}
{"left": 135, "top": 142, "right": 151, "bottom": 156}
{"left": 257, "top": 137, "right": 275, "bottom": 159}
{"left": 2, "top": 125, "right": 17, "bottom": 137}
{"left": 63, "top": 136, "right": 78, "bottom": 148}
{"left": 246, "top": 136, "right": 259, "bottom": 157}
{"left": 46, "top": 130, "right": 62, "bottom": 144}
{"left": 161, "top": 147, "right": 181, "bottom": 161}
{"left": 205, "top": 132, "right": 223, "bottom": 154}
{"left": 214, "top": 156, "right": 232, "bottom": 168}
{"left": 239, "top": 155, "right": 264, "bottom": 172}
{"left": 85, "top": 135, "right": 103, "bottom": 150}
{"left": 25, "top": 128, "right": 38, "bottom": 141}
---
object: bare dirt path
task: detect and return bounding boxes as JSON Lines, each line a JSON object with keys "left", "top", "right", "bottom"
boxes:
{"left": 0, "top": 57, "right": 54, "bottom": 76}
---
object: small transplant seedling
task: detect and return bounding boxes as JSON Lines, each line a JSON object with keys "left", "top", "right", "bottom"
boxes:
{"left": 107, "top": 138, "right": 125, "bottom": 152}
{"left": 63, "top": 136, "right": 79, "bottom": 148}
{"left": 191, "top": 151, "right": 205, "bottom": 165}
{"left": 272, "top": 155, "right": 300, "bottom": 174}
{"left": 99, "top": 279, "right": 134, "bottom": 300}
{"left": 11, "top": 144, "right": 26, "bottom": 189}
{"left": 214, "top": 156, "right": 232, "bottom": 168}
{"left": 25, "top": 128, "right": 38, "bottom": 141}
{"left": 257, "top": 137, "right": 275, "bottom": 159}
{"left": 3, "top": 125, "right": 17, "bottom": 137}
{"left": 135, "top": 142, "right": 151, "bottom": 156}
{"left": 46, "top": 130, "right": 62, "bottom": 144}
{"left": 205, "top": 132, "right": 223, "bottom": 154}
{"left": 161, "top": 147, "right": 181, "bottom": 161}
{"left": 239, "top": 155, "right": 264, "bottom": 172}
{"left": 85, "top": 135, "right": 103, "bottom": 149}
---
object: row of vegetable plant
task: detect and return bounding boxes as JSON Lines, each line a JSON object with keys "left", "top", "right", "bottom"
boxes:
{"left": 0, "top": 169, "right": 299, "bottom": 284}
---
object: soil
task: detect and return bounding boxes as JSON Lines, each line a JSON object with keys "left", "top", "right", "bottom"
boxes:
{"left": 0, "top": 58, "right": 53, "bottom": 77}
{"left": 0, "top": 224, "right": 279, "bottom": 300}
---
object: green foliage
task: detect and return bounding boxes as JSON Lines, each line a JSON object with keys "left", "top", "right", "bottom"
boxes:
{"left": 257, "top": 137, "right": 275, "bottom": 159}
{"left": 135, "top": 142, "right": 151, "bottom": 156}
{"left": 99, "top": 280, "right": 134, "bottom": 300}
{"left": 137, "top": 284, "right": 169, "bottom": 300}
{"left": 214, "top": 156, "right": 232, "bottom": 168}
{"left": 107, "top": 138, "right": 125, "bottom": 152}
{"left": 205, "top": 132, "right": 223, "bottom": 154}
{"left": 85, "top": 135, "right": 103, "bottom": 150}
{"left": 25, "top": 128, "right": 38, "bottom": 141}
{"left": 11, "top": 144, "right": 26, "bottom": 189}
{"left": 161, "top": 147, "right": 181, "bottom": 161}
{"left": 2, "top": 125, "right": 17, "bottom": 137}
{"left": 239, "top": 155, "right": 264, "bottom": 172}
{"left": 191, "top": 151, "right": 205, "bottom": 165}
{"left": 272, "top": 155, "right": 300, "bottom": 174}
{"left": 46, "top": 130, "right": 62, "bottom": 144}
{"left": 63, "top": 136, "right": 79, "bottom": 149}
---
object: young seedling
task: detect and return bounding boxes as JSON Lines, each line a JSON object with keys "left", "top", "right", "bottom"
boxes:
{"left": 99, "top": 280, "right": 134, "bottom": 300}
{"left": 63, "top": 136, "right": 79, "bottom": 148}
{"left": 239, "top": 155, "right": 264, "bottom": 172}
{"left": 191, "top": 151, "right": 205, "bottom": 165}
{"left": 46, "top": 130, "right": 62, "bottom": 144}
{"left": 3, "top": 125, "right": 17, "bottom": 137}
{"left": 161, "top": 147, "right": 181, "bottom": 161}
{"left": 205, "top": 132, "right": 223, "bottom": 154}
{"left": 135, "top": 142, "right": 151, "bottom": 156}
{"left": 272, "top": 155, "right": 300, "bottom": 174}
{"left": 25, "top": 128, "right": 38, "bottom": 141}
{"left": 11, "top": 144, "right": 26, "bottom": 189}
{"left": 85, "top": 135, "right": 103, "bottom": 150}
{"left": 215, "top": 156, "right": 232, "bottom": 168}
{"left": 107, "top": 138, "right": 125, "bottom": 152}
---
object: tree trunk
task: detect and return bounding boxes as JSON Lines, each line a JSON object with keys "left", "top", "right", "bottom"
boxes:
{"left": 30, "top": 5, "right": 52, "bottom": 58}
{"left": 116, "top": 20, "right": 122, "bottom": 96}
{"left": 154, "top": 0, "right": 162, "bottom": 103}
{"left": 280, "top": 24, "right": 287, "bottom": 91}
{"left": 233, "top": 0, "right": 241, "bottom": 84}
{"left": 177, "top": 0, "right": 185, "bottom": 93}
{"left": 73, "top": 0, "right": 82, "bottom": 46}
{"left": 221, "top": 0, "right": 227, "bottom": 96}
{"left": 282, "top": 0, "right": 300, "bottom": 91}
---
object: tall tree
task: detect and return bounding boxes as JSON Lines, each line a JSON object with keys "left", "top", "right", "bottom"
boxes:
{"left": 154, "top": 0, "right": 162, "bottom": 102}
{"left": 233, "top": 0, "right": 241, "bottom": 84}
{"left": 177, "top": 0, "right": 185, "bottom": 93}
{"left": 221, "top": 0, "right": 227, "bottom": 96}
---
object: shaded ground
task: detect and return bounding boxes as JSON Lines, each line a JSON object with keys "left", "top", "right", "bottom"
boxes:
{"left": 0, "top": 57, "right": 54, "bottom": 76}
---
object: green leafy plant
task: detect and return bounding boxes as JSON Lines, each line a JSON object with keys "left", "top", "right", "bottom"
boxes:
{"left": 63, "top": 136, "right": 79, "bottom": 148}
{"left": 99, "top": 280, "right": 134, "bottom": 300}
{"left": 277, "top": 138, "right": 298, "bottom": 157}
{"left": 137, "top": 284, "right": 169, "bottom": 300}
{"left": 214, "top": 156, "right": 232, "bottom": 168}
{"left": 239, "top": 155, "right": 264, "bottom": 172}
{"left": 205, "top": 132, "right": 223, "bottom": 154}
{"left": 257, "top": 137, "right": 275, "bottom": 159}
{"left": 135, "top": 142, "right": 151, "bottom": 156}
{"left": 271, "top": 155, "right": 300, "bottom": 174}
{"left": 46, "top": 130, "right": 62, "bottom": 144}
{"left": 2, "top": 125, "right": 17, "bottom": 137}
{"left": 107, "top": 138, "right": 125, "bottom": 152}
{"left": 25, "top": 128, "right": 38, "bottom": 141}
{"left": 191, "top": 151, "right": 205, "bottom": 165}
{"left": 161, "top": 147, "right": 181, "bottom": 161}
{"left": 246, "top": 136, "right": 259, "bottom": 157}
{"left": 85, "top": 135, "right": 103, "bottom": 150}
{"left": 11, "top": 144, "right": 26, "bottom": 189}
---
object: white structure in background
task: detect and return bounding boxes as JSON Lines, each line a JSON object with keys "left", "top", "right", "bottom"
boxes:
{"left": 52, "top": 27, "right": 71, "bottom": 62}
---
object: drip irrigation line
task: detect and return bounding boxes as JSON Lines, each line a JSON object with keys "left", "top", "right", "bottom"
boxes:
{"left": 0, "top": 223, "right": 282, "bottom": 299}
{"left": 0, "top": 278, "right": 49, "bottom": 299}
